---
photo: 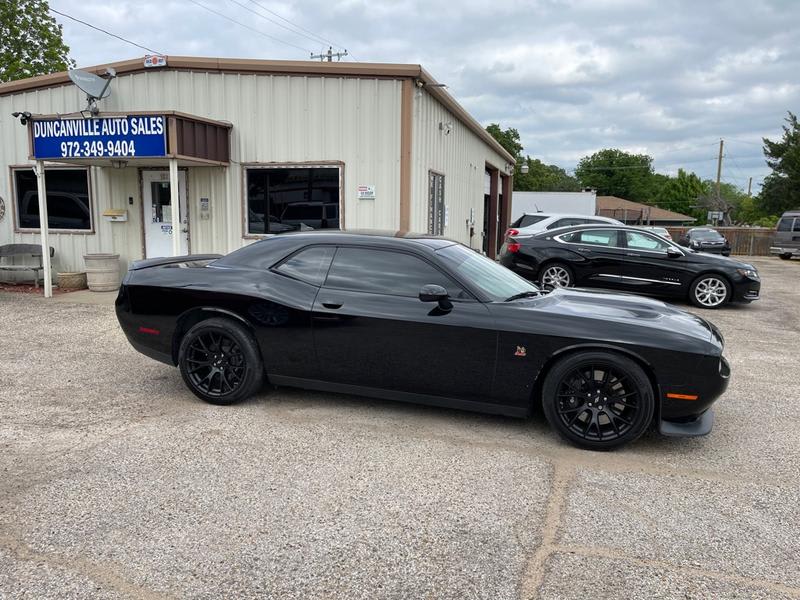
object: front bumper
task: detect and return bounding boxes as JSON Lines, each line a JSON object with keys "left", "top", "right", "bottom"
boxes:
{"left": 770, "top": 246, "right": 800, "bottom": 257}
{"left": 731, "top": 276, "right": 761, "bottom": 302}
{"left": 659, "top": 409, "right": 714, "bottom": 437}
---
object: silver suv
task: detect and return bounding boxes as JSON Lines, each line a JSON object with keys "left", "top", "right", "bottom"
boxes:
{"left": 770, "top": 210, "right": 800, "bottom": 260}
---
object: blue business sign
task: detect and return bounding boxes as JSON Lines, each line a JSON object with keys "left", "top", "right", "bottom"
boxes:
{"left": 31, "top": 115, "right": 167, "bottom": 160}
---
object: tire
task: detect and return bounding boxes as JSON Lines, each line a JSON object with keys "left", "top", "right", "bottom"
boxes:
{"left": 688, "top": 274, "right": 731, "bottom": 309}
{"left": 541, "top": 351, "right": 654, "bottom": 450}
{"left": 178, "top": 317, "right": 264, "bottom": 405}
{"left": 538, "top": 262, "right": 573, "bottom": 289}
{"left": 780, "top": 253, "right": 793, "bottom": 261}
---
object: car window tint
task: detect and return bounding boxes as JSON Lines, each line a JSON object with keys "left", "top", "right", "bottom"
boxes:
{"left": 626, "top": 231, "right": 671, "bottom": 252}
{"left": 518, "top": 214, "right": 548, "bottom": 227}
{"left": 275, "top": 246, "right": 335, "bottom": 285}
{"left": 777, "top": 218, "right": 792, "bottom": 232}
{"left": 548, "top": 218, "right": 580, "bottom": 229}
{"left": 560, "top": 229, "right": 618, "bottom": 247}
{"left": 325, "top": 247, "right": 465, "bottom": 298}
{"left": 793, "top": 219, "right": 800, "bottom": 232}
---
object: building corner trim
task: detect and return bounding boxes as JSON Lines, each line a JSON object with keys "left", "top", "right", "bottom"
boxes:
{"left": 399, "top": 78, "right": 413, "bottom": 232}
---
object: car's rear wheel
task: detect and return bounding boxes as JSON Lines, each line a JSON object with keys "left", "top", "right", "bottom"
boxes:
{"left": 689, "top": 275, "right": 730, "bottom": 309}
{"left": 539, "top": 262, "right": 573, "bottom": 288}
{"left": 178, "top": 317, "right": 264, "bottom": 405}
{"left": 780, "top": 253, "right": 793, "bottom": 260}
{"left": 541, "top": 351, "right": 654, "bottom": 450}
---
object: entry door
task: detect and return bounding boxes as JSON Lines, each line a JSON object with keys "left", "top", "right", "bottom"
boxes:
{"left": 142, "top": 170, "right": 188, "bottom": 258}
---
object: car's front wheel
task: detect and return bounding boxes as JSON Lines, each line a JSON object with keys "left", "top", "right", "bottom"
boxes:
{"left": 539, "top": 262, "right": 573, "bottom": 288}
{"left": 689, "top": 275, "right": 730, "bottom": 309}
{"left": 178, "top": 317, "right": 264, "bottom": 405}
{"left": 541, "top": 351, "right": 654, "bottom": 450}
{"left": 780, "top": 253, "right": 793, "bottom": 260}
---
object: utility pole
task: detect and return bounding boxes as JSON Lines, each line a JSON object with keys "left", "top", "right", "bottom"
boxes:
{"left": 747, "top": 176, "right": 753, "bottom": 196}
{"left": 715, "top": 139, "right": 724, "bottom": 205}
{"left": 310, "top": 46, "right": 349, "bottom": 62}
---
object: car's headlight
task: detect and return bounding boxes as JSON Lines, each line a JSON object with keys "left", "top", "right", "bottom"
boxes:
{"left": 737, "top": 268, "right": 759, "bottom": 279}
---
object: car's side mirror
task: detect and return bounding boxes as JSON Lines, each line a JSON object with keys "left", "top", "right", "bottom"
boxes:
{"left": 419, "top": 284, "right": 452, "bottom": 311}
{"left": 666, "top": 247, "right": 682, "bottom": 258}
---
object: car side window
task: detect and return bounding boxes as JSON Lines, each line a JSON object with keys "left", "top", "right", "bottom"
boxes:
{"left": 324, "top": 247, "right": 466, "bottom": 298}
{"left": 560, "top": 229, "right": 618, "bottom": 247}
{"left": 793, "top": 219, "right": 800, "bottom": 232}
{"left": 777, "top": 218, "right": 792, "bottom": 232}
{"left": 548, "top": 218, "right": 585, "bottom": 229}
{"left": 274, "top": 246, "right": 335, "bottom": 285}
{"left": 626, "top": 231, "right": 671, "bottom": 252}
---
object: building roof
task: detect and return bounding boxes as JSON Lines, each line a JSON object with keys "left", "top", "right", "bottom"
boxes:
{"left": 0, "top": 55, "right": 514, "bottom": 164}
{"left": 596, "top": 195, "right": 695, "bottom": 223}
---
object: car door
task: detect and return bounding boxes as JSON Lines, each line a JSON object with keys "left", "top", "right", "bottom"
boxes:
{"left": 555, "top": 228, "right": 627, "bottom": 289}
{"left": 621, "top": 230, "right": 691, "bottom": 295}
{"left": 311, "top": 246, "right": 497, "bottom": 403}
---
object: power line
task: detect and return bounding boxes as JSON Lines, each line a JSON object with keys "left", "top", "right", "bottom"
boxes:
{"left": 49, "top": 7, "right": 162, "bottom": 54}
{"left": 248, "top": 0, "right": 357, "bottom": 60}
{"left": 187, "top": 0, "right": 311, "bottom": 54}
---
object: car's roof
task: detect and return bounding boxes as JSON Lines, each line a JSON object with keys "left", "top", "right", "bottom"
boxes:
{"left": 526, "top": 223, "right": 675, "bottom": 237}
{"left": 258, "top": 229, "right": 457, "bottom": 249}
{"left": 520, "top": 212, "right": 613, "bottom": 219}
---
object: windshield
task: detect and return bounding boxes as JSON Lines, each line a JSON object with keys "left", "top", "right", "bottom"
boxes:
{"left": 691, "top": 230, "right": 724, "bottom": 241}
{"left": 436, "top": 244, "right": 540, "bottom": 301}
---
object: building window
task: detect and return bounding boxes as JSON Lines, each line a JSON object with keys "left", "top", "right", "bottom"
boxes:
{"left": 14, "top": 168, "right": 92, "bottom": 231}
{"left": 428, "top": 171, "right": 445, "bottom": 235}
{"left": 246, "top": 166, "right": 340, "bottom": 234}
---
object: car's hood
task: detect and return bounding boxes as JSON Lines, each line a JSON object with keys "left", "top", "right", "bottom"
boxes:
{"left": 510, "top": 287, "right": 722, "bottom": 347}
{"left": 686, "top": 250, "right": 753, "bottom": 269}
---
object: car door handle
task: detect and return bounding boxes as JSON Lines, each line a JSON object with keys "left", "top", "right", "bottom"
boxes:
{"left": 321, "top": 301, "right": 343, "bottom": 309}
{"left": 626, "top": 252, "right": 640, "bottom": 257}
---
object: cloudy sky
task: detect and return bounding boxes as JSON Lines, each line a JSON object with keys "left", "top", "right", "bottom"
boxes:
{"left": 51, "top": 0, "right": 799, "bottom": 190}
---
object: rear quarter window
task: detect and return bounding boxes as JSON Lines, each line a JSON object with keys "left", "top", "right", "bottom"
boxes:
{"left": 777, "top": 218, "right": 792, "bottom": 232}
{"left": 274, "top": 246, "right": 335, "bottom": 285}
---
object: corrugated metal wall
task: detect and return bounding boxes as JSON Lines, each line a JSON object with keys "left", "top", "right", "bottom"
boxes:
{"left": 410, "top": 89, "right": 509, "bottom": 249}
{"left": 0, "top": 70, "right": 403, "bottom": 277}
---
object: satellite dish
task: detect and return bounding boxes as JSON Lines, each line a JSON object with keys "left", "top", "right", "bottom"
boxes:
{"left": 69, "top": 67, "right": 116, "bottom": 115}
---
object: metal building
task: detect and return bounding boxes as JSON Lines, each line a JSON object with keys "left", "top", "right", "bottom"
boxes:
{"left": 0, "top": 56, "right": 514, "bottom": 293}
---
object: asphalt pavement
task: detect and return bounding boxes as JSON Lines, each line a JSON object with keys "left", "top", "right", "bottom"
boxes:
{"left": 0, "top": 256, "right": 798, "bottom": 599}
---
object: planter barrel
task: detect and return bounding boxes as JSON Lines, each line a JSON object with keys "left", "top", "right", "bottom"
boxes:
{"left": 83, "top": 253, "right": 120, "bottom": 292}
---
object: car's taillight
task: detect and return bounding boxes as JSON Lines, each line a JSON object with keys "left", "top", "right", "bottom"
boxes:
{"left": 506, "top": 228, "right": 519, "bottom": 238}
{"left": 507, "top": 241, "right": 521, "bottom": 253}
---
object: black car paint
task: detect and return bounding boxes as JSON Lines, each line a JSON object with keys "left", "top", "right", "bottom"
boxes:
{"left": 678, "top": 228, "right": 732, "bottom": 256}
{"left": 500, "top": 225, "right": 760, "bottom": 303}
{"left": 116, "top": 231, "right": 729, "bottom": 433}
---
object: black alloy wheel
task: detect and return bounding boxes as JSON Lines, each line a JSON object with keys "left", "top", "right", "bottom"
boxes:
{"left": 178, "top": 317, "right": 264, "bottom": 405}
{"left": 542, "top": 351, "right": 654, "bottom": 450}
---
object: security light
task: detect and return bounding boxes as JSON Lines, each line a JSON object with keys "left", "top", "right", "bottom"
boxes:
{"left": 12, "top": 111, "right": 31, "bottom": 125}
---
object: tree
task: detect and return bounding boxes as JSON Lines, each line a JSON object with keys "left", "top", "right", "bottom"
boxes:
{"left": 655, "top": 169, "right": 708, "bottom": 216}
{"left": 0, "top": 0, "right": 74, "bottom": 83}
{"left": 574, "top": 149, "right": 654, "bottom": 203}
{"left": 486, "top": 123, "right": 523, "bottom": 161}
{"left": 759, "top": 112, "right": 800, "bottom": 215}
{"left": 515, "top": 157, "right": 582, "bottom": 192}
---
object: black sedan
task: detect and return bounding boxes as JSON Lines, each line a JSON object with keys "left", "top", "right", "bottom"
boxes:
{"left": 500, "top": 225, "right": 760, "bottom": 309}
{"left": 116, "top": 231, "right": 729, "bottom": 450}
{"left": 678, "top": 227, "right": 732, "bottom": 256}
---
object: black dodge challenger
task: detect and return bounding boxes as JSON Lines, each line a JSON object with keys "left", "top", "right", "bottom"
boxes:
{"left": 116, "top": 231, "right": 729, "bottom": 450}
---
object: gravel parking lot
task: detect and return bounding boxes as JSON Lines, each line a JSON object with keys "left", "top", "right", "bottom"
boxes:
{"left": 1, "top": 256, "right": 799, "bottom": 599}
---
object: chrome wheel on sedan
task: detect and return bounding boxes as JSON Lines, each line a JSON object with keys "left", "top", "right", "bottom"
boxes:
{"left": 690, "top": 276, "right": 730, "bottom": 309}
{"left": 539, "top": 263, "right": 572, "bottom": 288}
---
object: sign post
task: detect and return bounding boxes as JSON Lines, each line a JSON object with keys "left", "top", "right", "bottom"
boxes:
{"left": 34, "top": 161, "right": 52, "bottom": 298}
{"left": 169, "top": 158, "right": 181, "bottom": 257}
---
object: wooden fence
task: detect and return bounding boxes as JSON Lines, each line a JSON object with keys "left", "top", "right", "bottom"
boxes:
{"left": 664, "top": 227, "right": 775, "bottom": 256}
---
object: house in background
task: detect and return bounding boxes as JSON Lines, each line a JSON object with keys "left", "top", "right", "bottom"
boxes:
{"left": 596, "top": 195, "right": 695, "bottom": 226}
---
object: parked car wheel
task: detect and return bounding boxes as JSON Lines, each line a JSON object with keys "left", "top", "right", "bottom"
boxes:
{"left": 178, "top": 317, "right": 264, "bottom": 405}
{"left": 539, "top": 262, "right": 573, "bottom": 288}
{"left": 689, "top": 275, "right": 731, "bottom": 309}
{"left": 780, "top": 253, "right": 793, "bottom": 260}
{"left": 541, "top": 351, "right": 654, "bottom": 450}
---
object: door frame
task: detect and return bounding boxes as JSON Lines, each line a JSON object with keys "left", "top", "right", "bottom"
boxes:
{"left": 138, "top": 167, "right": 190, "bottom": 258}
